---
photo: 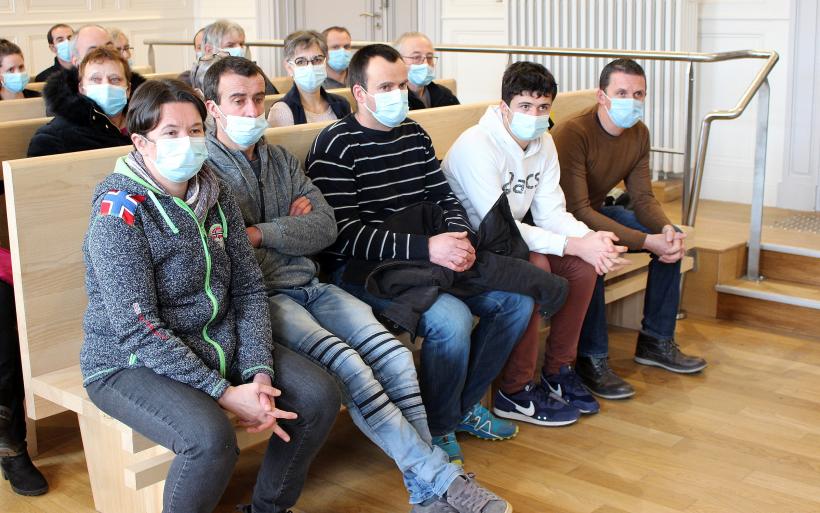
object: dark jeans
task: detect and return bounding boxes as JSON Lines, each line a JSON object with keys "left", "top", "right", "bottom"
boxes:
{"left": 578, "top": 206, "right": 681, "bottom": 358}
{"left": 86, "top": 344, "right": 340, "bottom": 513}
{"left": 0, "top": 281, "right": 26, "bottom": 453}
{"left": 335, "top": 267, "right": 534, "bottom": 436}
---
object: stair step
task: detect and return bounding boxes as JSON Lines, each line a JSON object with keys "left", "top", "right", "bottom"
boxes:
{"left": 716, "top": 278, "right": 820, "bottom": 337}
{"left": 759, "top": 244, "right": 820, "bottom": 287}
{"left": 652, "top": 178, "right": 683, "bottom": 203}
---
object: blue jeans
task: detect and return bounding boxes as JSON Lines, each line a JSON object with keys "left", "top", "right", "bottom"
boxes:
{"left": 268, "top": 279, "right": 460, "bottom": 504}
{"left": 335, "top": 269, "right": 534, "bottom": 437}
{"left": 86, "top": 344, "right": 340, "bottom": 513}
{"left": 578, "top": 205, "right": 682, "bottom": 358}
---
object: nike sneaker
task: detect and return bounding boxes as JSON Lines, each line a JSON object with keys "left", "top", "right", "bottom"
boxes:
{"left": 542, "top": 364, "right": 600, "bottom": 414}
{"left": 456, "top": 403, "right": 518, "bottom": 440}
{"left": 493, "top": 383, "right": 579, "bottom": 427}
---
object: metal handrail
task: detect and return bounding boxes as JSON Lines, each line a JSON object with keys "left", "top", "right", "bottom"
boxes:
{"left": 146, "top": 38, "right": 779, "bottom": 276}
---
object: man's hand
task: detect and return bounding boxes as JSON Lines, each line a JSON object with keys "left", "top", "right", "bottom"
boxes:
{"left": 289, "top": 196, "right": 313, "bottom": 217}
{"left": 428, "top": 232, "right": 476, "bottom": 273}
{"left": 643, "top": 225, "right": 686, "bottom": 263}
{"left": 566, "top": 231, "right": 630, "bottom": 275}
{"left": 218, "top": 378, "right": 297, "bottom": 441}
{"left": 246, "top": 226, "right": 263, "bottom": 248}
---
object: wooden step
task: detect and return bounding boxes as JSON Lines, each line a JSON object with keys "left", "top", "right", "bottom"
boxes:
{"left": 652, "top": 177, "right": 683, "bottom": 203}
{"left": 760, "top": 245, "right": 820, "bottom": 287}
{"left": 716, "top": 277, "right": 820, "bottom": 338}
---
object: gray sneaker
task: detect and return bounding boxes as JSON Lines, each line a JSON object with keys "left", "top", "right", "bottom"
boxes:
{"left": 410, "top": 499, "right": 459, "bottom": 512}
{"left": 444, "top": 474, "right": 512, "bottom": 513}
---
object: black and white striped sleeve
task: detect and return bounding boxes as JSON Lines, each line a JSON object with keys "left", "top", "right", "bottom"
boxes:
{"left": 418, "top": 129, "right": 475, "bottom": 236}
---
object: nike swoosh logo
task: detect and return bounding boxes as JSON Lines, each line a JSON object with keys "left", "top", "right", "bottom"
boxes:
{"left": 547, "top": 383, "right": 563, "bottom": 398}
{"left": 513, "top": 400, "right": 535, "bottom": 416}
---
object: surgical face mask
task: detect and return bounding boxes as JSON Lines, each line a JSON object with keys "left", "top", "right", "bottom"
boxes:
{"left": 215, "top": 105, "right": 268, "bottom": 149}
{"left": 327, "top": 49, "right": 352, "bottom": 72}
{"left": 363, "top": 88, "right": 409, "bottom": 128}
{"left": 195, "top": 50, "right": 204, "bottom": 60}
{"left": 408, "top": 63, "right": 435, "bottom": 87}
{"left": 292, "top": 64, "right": 327, "bottom": 93}
{"left": 506, "top": 107, "right": 550, "bottom": 141}
{"left": 2, "top": 72, "right": 29, "bottom": 94}
{"left": 83, "top": 83, "right": 128, "bottom": 117}
{"left": 220, "top": 46, "right": 244, "bottom": 58}
{"left": 605, "top": 94, "right": 645, "bottom": 129}
{"left": 146, "top": 136, "right": 209, "bottom": 183}
{"left": 128, "top": 58, "right": 134, "bottom": 68}
{"left": 56, "top": 40, "right": 73, "bottom": 62}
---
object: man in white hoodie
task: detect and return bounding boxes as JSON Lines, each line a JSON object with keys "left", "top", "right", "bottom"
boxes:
{"left": 442, "top": 61, "right": 629, "bottom": 427}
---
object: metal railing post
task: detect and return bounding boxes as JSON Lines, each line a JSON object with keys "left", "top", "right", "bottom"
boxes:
{"left": 745, "top": 78, "right": 771, "bottom": 281}
{"left": 682, "top": 62, "right": 695, "bottom": 222}
{"left": 148, "top": 44, "right": 155, "bottom": 73}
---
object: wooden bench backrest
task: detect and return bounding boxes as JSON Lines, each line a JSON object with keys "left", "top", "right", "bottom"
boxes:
{"left": 552, "top": 88, "right": 597, "bottom": 123}
{"left": 0, "top": 98, "right": 47, "bottom": 122}
{"left": 0, "top": 117, "right": 52, "bottom": 178}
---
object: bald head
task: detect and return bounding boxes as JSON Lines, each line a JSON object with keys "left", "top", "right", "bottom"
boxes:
{"left": 72, "top": 25, "right": 113, "bottom": 65}
{"left": 394, "top": 32, "right": 433, "bottom": 56}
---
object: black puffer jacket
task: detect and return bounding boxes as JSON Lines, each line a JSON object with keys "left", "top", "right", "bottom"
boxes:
{"left": 28, "top": 68, "right": 131, "bottom": 157}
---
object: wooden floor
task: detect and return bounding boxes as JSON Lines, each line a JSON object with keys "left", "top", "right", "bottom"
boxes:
{"left": 5, "top": 316, "right": 820, "bottom": 513}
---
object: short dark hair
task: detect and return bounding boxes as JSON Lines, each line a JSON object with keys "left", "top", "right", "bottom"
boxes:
{"left": 47, "top": 24, "right": 72, "bottom": 45}
{"left": 126, "top": 79, "right": 207, "bottom": 136}
{"left": 348, "top": 43, "right": 402, "bottom": 92}
{"left": 599, "top": 58, "right": 646, "bottom": 91}
{"left": 501, "top": 61, "right": 558, "bottom": 105}
{"left": 322, "top": 26, "right": 351, "bottom": 38}
{"left": 201, "top": 56, "right": 264, "bottom": 104}
{"left": 0, "top": 39, "right": 23, "bottom": 67}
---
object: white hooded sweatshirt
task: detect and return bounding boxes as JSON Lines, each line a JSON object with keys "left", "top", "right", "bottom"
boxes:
{"left": 442, "top": 105, "right": 591, "bottom": 256}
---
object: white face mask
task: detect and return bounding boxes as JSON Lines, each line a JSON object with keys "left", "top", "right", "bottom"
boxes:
{"left": 220, "top": 46, "right": 245, "bottom": 58}
{"left": 215, "top": 105, "right": 268, "bottom": 149}
{"left": 292, "top": 64, "right": 327, "bottom": 93}
{"left": 145, "top": 136, "right": 209, "bottom": 183}
{"left": 363, "top": 88, "right": 409, "bottom": 128}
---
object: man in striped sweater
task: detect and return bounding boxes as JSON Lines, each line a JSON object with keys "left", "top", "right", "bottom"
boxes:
{"left": 307, "top": 44, "right": 534, "bottom": 471}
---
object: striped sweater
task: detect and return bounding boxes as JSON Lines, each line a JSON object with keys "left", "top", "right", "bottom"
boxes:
{"left": 306, "top": 114, "right": 474, "bottom": 267}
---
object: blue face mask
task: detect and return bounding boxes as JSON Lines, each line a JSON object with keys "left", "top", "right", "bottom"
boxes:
{"left": 220, "top": 46, "right": 244, "bottom": 58}
{"left": 195, "top": 50, "right": 204, "bottom": 60}
{"left": 84, "top": 83, "right": 128, "bottom": 117}
{"left": 56, "top": 40, "right": 73, "bottom": 62}
{"left": 293, "top": 64, "right": 327, "bottom": 93}
{"left": 2, "top": 72, "right": 30, "bottom": 94}
{"left": 605, "top": 94, "right": 645, "bottom": 129}
{"left": 507, "top": 109, "right": 550, "bottom": 141}
{"left": 215, "top": 105, "right": 268, "bottom": 149}
{"left": 327, "top": 49, "right": 352, "bottom": 72}
{"left": 147, "top": 136, "right": 209, "bottom": 183}
{"left": 364, "top": 88, "right": 409, "bottom": 128}
{"left": 408, "top": 63, "right": 435, "bottom": 87}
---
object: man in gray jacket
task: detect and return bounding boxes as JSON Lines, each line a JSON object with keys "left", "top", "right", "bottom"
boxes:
{"left": 203, "top": 56, "right": 512, "bottom": 513}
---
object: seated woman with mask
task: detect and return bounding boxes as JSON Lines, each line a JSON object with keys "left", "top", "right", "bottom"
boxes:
{"left": 80, "top": 79, "right": 340, "bottom": 513}
{"left": 28, "top": 46, "right": 131, "bottom": 157}
{"left": 267, "top": 30, "right": 351, "bottom": 127}
{"left": 0, "top": 39, "right": 40, "bottom": 101}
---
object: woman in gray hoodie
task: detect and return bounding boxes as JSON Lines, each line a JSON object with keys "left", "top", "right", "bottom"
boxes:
{"left": 80, "top": 79, "right": 339, "bottom": 513}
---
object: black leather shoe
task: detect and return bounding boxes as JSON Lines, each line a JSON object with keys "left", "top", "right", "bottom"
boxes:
{"left": 575, "top": 356, "right": 635, "bottom": 400}
{"left": 634, "top": 333, "right": 707, "bottom": 374}
{"left": 1, "top": 451, "right": 48, "bottom": 496}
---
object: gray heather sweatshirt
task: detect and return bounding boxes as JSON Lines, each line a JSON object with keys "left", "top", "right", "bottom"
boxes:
{"left": 205, "top": 132, "right": 337, "bottom": 290}
{"left": 81, "top": 158, "right": 275, "bottom": 399}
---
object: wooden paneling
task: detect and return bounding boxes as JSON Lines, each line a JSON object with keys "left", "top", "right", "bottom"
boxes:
{"left": 760, "top": 249, "right": 820, "bottom": 287}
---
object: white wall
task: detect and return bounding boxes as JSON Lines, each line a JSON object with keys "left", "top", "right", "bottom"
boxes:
{"left": 696, "top": 0, "right": 790, "bottom": 207}
{"left": 1, "top": 0, "right": 195, "bottom": 75}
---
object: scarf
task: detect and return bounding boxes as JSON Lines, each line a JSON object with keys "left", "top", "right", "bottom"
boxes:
{"left": 124, "top": 150, "right": 220, "bottom": 221}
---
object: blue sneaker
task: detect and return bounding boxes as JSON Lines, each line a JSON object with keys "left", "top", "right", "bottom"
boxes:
{"left": 431, "top": 432, "right": 464, "bottom": 465}
{"left": 543, "top": 364, "right": 601, "bottom": 414}
{"left": 493, "top": 383, "right": 580, "bottom": 427}
{"left": 456, "top": 402, "right": 519, "bottom": 440}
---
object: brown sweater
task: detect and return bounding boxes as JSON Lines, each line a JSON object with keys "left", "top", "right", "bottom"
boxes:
{"left": 552, "top": 106, "right": 670, "bottom": 250}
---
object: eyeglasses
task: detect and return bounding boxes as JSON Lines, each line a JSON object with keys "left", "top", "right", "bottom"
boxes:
{"left": 402, "top": 54, "right": 438, "bottom": 66}
{"left": 117, "top": 46, "right": 134, "bottom": 53}
{"left": 288, "top": 55, "right": 326, "bottom": 67}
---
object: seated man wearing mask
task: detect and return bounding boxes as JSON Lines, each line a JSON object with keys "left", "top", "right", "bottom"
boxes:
{"left": 394, "top": 32, "right": 458, "bottom": 110}
{"left": 267, "top": 30, "right": 350, "bottom": 127}
{"left": 204, "top": 55, "right": 509, "bottom": 513}
{"left": 109, "top": 28, "right": 134, "bottom": 67}
{"left": 34, "top": 23, "right": 74, "bottom": 82}
{"left": 322, "top": 25, "right": 352, "bottom": 89}
{"left": 28, "top": 47, "right": 131, "bottom": 156}
{"left": 443, "top": 61, "right": 629, "bottom": 426}
{"left": 178, "top": 28, "right": 206, "bottom": 86}
{"left": 551, "top": 58, "right": 707, "bottom": 400}
{"left": 307, "top": 44, "right": 534, "bottom": 471}
{"left": 201, "top": 19, "right": 278, "bottom": 94}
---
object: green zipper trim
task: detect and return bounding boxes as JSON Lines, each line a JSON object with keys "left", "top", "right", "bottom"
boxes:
{"left": 146, "top": 190, "right": 179, "bottom": 234}
{"left": 217, "top": 202, "right": 228, "bottom": 239}
{"left": 83, "top": 367, "right": 117, "bottom": 384}
{"left": 173, "top": 196, "right": 227, "bottom": 378}
{"left": 128, "top": 353, "right": 138, "bottom": 366}
{"left": 242, "top": 365, "right": 274, "bottom": 379}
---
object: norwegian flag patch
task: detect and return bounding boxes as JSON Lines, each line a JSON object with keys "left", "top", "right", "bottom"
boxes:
{"left": 100, "top": 190, "right": 146, "bottom": 226}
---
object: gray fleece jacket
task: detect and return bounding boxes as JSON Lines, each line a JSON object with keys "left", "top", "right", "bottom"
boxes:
{"left": 205, "top": 132, "right": 337, "bottom": 290}
{"left": 81, "top": 158, "right": 275, "bottom": 399}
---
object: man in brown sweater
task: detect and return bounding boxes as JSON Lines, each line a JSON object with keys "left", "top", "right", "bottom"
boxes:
{"left": 552, "top": 58, "right": 706, "bottom": 400}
